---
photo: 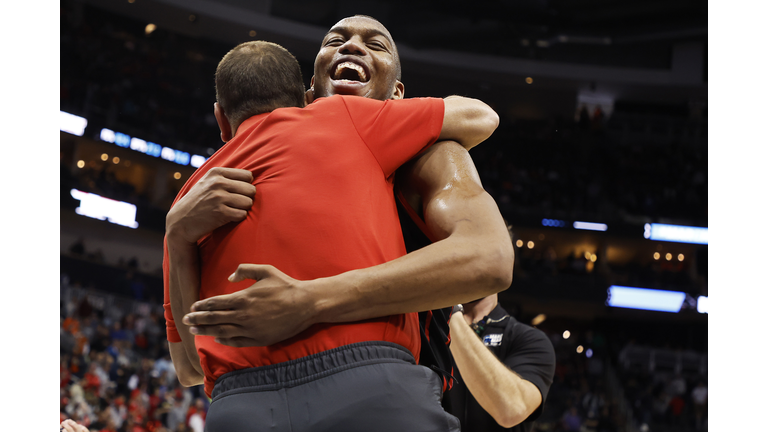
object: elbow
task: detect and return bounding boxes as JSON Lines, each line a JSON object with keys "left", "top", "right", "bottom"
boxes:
{"left": 493, "top": 400, "right": 528, "bottom": 428}
{"left": 177, "top": 369, "right": 204, "bottom": 387}
{"left": 476, "top": 105, "right": 499, "bottom": 141}
{"left": 496, "top": 413, "right": 524, "bottom": 429}
{"left": 486, "top": 107, "right": 500, "bottom": 134}
{"left": 174, "top": 360, "right": 204, "bottom": 387}
{"left": 479, "top": 238, "right": 514, "bottom": 293}
{"left": 458, "top": 103, "right": 500, "bottom": 150}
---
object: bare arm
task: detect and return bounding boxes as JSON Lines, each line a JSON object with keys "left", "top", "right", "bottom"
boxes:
{"left": 449, "top": 310, "right": 543, "bottom": 428}
{"left": 184, "top": 141, "right": 514, "bottom": 346}
{"left": 163, "top": 167, "right": 256, "bottom": 383}
{"left": 166, "top": 237, "right": 204, "bottom": 387}
{"left": 439, "top": 96, "right": 499, "bottom": 150}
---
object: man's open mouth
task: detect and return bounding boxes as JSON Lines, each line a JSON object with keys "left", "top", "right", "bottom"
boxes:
{"left": 332, "top": 61, "right": 369, "bottom": 83}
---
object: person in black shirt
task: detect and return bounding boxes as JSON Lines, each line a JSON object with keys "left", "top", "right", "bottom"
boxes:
{"left": 448, "top": 294, "right": 556, "bottom": 432}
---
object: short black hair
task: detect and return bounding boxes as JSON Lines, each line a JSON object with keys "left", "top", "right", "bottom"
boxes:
{"left": 215, "top": 41, "right": 305, "bottom": 128}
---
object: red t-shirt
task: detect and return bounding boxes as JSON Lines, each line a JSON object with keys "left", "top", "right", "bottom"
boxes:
{"left": 163, "top": 95, "right": 444, "bottom": 396}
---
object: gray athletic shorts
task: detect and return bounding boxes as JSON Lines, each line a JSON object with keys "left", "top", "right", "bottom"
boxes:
{"left": 205, "top": 341, "right": 461, "bottom": 432}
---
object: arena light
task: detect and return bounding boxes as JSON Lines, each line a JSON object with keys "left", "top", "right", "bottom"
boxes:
{"left": 60, "top": 111, "right": 88, "bottom": 136}
{"left": 644, "top": 223, "right": 708, "bottom": 244}
{"left": 161, "top": 147, "right": 191, "bottom": 165}
{"left": 70, "top": 189, "right": 139, "bottom": 229}
{"left": 542, "top": 218, "right": 566, "bottom": 227}
{"left": 99, "top": 128, "right": 206, "bottom": 167}
{"left": 697, "top": 296, "right": 708, "bottom": 314}
{"left": 574, "top": 221, "right": 608, "bottom": 231}
{"left": 190, "top": 155, "right": 207, "bottom": 168}
{"left": 607, "top": 286, "right": 686, "bottom": 313}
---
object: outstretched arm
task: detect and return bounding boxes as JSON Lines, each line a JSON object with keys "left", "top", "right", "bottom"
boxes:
{"left": 184, "top": 141, "right": 514, "bottom": 346}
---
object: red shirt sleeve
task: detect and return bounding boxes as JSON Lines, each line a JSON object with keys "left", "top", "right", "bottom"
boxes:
{"left": 342, "top": 96, "right": 444, "bottom": 177}
{"left": 162, "top": 236, "right": 182, "bottom": 343}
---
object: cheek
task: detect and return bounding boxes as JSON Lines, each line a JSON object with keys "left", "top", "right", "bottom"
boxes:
{"left": 314, "top": 51, "right": 333, "bottom": 75}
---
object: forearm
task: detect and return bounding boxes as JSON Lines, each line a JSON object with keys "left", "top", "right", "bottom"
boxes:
{"left": 169, "top": 342, "right": 204, "bottom": 387}
{"left": 167, "top": 234, "right": 204, "bottom": 377}
{"left": 312, "top": 201, "right": 510, "bottom": 323}
{"left": 449, "top": 313, "right": 539, "bottom": 428}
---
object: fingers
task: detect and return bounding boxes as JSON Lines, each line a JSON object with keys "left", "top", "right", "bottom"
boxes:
{"left": 61, "top": 420, "right": 87, "bottom": 432}
{"left": 228, "top": 264, "right": 275, "bottom": 283}
{"left": 190, "top": 292, "right": 241, "bottom": 312}
{"left": 222, "top": 193, "right": 254, "bottom": 211}
{"left": 189, "top": 324, "right": 245, "bottom": 339}
{"left": 183, "top": 310, "right": 239, "bottom": 326}
{"left": 224, "top": 177, "right": 257, "bottom": 198}
{"left": 220, "top": 205, "right": 248, "bottom": 222}
{"left": 208, "top": 167, "right": 253, "bottom": 183}
{"left": 206, "top": 168, "right": 256, "bottom": 198}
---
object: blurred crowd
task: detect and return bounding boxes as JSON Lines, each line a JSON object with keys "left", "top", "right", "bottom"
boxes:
{"left": 60, "top": 281, "right": 208, "bottom": 432}
{"left": 618, "top": 349, "right": 708, "bottom": 432}
{"left": 61, "top": 261, "right": 707, "bottom": 432}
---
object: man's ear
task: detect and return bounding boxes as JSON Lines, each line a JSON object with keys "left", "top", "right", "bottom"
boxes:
{"left": 213, "top": 102, "right": 232, "bottom": 142}
{"left": 305, "top": 76, "right": 316, "bottom": 105}
{"left": 391, "top": 80, "right": 405, "bottom": 100}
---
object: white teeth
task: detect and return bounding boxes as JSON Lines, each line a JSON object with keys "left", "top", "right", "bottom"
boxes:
{"left": 334, "top": 62, "right": 367, "bottom": 81}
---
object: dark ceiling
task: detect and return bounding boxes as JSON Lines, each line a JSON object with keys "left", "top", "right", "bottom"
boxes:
{"left": 271, "top": 0, "right": 707, "bottom": 69}
{"left": 77, "top": 0, "right": 707, "bottom": 119}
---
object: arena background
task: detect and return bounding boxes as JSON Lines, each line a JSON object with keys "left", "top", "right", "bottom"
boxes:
{"left": 6, "top": 0, "right": 758, "bottom": 430}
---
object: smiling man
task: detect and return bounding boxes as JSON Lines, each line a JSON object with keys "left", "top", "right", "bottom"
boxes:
{"left": 311, "top": 16, "right": 404, "bottom": 101}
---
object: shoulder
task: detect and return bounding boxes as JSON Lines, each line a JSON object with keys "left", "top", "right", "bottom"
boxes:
{"left": 503, "top": 319, "right": 555, "bottom": 357}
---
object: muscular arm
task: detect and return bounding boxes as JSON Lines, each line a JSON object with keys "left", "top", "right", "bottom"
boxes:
{"left": 313, "top": 140, "right": 513, "bottom": 320}
{"left": 186, "top": 141, "right": 514, "bottom": 346}
{"left": 449, "top": 311, "right": 543, "bottom": 428}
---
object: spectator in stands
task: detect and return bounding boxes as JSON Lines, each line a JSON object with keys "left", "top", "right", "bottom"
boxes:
{"left": 652, "top": 389, "right": 671, "bottom": 423}
{"left": 691, "top": 380, "right": 707, "bottom": 430}
{"left": 562, "top": 405, "right": 582, "bottom": 431}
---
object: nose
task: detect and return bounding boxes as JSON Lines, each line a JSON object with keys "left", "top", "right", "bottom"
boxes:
{"left": 338, "top": 37, "right": 367, "bottom": 56}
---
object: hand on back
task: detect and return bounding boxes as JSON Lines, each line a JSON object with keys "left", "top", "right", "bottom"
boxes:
{"left": 166, "top": 167, "right": 256, "bottom": 244}
{"left": 182, "top": 264, "right": 316, "bottom": 347}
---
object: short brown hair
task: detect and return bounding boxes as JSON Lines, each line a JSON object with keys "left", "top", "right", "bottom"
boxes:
{"left": 215, "top": 41, "right": 305, "bottom": 128}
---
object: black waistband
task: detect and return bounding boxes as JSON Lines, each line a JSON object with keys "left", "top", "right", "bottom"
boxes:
{"left": 211, "top": 341, "right": 415, "bottom": 400}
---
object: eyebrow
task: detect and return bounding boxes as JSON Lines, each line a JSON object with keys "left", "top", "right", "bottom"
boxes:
{"left": 325, "top": 25, "right": 394, "bottom": 46}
